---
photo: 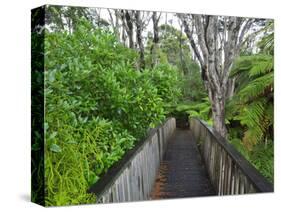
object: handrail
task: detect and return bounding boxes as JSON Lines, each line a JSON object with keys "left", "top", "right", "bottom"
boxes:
{"left": 88, "top": 117, "right": 176, "bottom": 202}
{"left": 190, "top": 118, "right": 273, "bottom": 194}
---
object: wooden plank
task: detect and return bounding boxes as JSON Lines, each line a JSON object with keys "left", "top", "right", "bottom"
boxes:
{"left": 218, "top": 149, "right": 223, "bottom": 195}
{"left": 190, "top": 118, "right": 273, "bottom": 193}
{"left": 151, "top": 129, "right": 216, "bottom": 199}
{"left": 235, "top": 164, "right": 239, "bottom": 194}
{"left": 226, "top": 156, "right": 232, "bottom": 195}
{"left": 88, "top": 118, "right": 176, "bottom": 203}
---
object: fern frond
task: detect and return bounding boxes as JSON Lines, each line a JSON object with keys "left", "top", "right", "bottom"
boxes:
{"left": 237, "top": 99, "right": 272, "bottom": 149}
{"left": 249, "top": 57, "right": 273, "bottom": 77}
{"left": 239, "top": 100, "right": 265, "bottom": 127}
{"left": 231, "top": 55, "right": 272, "bottom": 76}
{"left": 238, "top": 72, "right": 273, "bottom": 102}
{"left": 227, "top": 21, "right": 274, "bottom": 165}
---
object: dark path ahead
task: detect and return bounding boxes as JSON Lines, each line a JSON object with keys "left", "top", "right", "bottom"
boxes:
{"left": 151, "top": 129, "right": 216, "bottom": 199}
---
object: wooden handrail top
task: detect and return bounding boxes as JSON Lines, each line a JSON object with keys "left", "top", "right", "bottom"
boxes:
{"left": 191, "top": 118, "right": 273, "bottom": 193}
{"left": 88, "top": 117, "right": 175, "bottom": 199}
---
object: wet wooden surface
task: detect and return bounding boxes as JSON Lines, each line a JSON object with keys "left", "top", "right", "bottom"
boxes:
{"left": 151, "top": 129, "right": 216, "bottom": 199}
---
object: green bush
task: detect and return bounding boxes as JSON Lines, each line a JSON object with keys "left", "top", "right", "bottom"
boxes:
{"left": 45, "top": 117, "right": 135, "bottom": 206}
{"left": 42, "top": 19, "right": 183, "bottom": 205}
{"left": 91, "top": 64, "right": 166, "bottom": 138}
{"left": 149, "top": 64, "right": 184, "bottom": 105}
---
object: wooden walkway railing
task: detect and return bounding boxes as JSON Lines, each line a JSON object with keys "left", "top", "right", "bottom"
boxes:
{"left": 88, "top": 118, "right": 176, "bottom": 203}
{"left": 190, "top": 118, "right": 273, "bottom": 195}
{"left": 88, "top": 117, "right": 273, "bottom": 204}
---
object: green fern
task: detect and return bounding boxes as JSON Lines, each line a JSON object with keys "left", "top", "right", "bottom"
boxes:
{"left": 239, "top": 72, "right": 273, "bottom": 102}
{"left": 249, "top": 58, "right": 273, "bottom": 77}
{"left": 228, "top": 52, "right": 273, "bottom": 150}
{"left": 228, "top": 22, "right": 274, "bottom": 150}
{"left": 228, "top": 26, "right": 274, "bottom": 181}
{"left": 174, "top": 97, "right": 213, "bottom": 124}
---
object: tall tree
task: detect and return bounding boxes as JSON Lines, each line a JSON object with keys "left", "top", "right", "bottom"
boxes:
{"left": 135, "top": 11, "right": 146, "bottom": 69}
{"left": 157, "top": 24, "right": 191, "bottom": 70}
{"left": 116, "top": 9, "right": 151, "bottom": 69}
{"left": 178, "top": 20, "right": 186, "bottom": 73}
{"left": 120, "top": 10, "right": 135, "bottom": 48}
{"left": 45, "top": 5, "right": 97, "bottom": 33}
{"left": 151, "top": 11, "right": 161, "bottom": 67}
{"left": 178, "top": 14, "right": 255, "bottom": 137}
{"left": 107, "top": 9, "right": 121, "bottom": 40}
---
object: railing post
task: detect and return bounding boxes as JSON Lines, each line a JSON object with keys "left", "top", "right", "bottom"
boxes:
{"left": 189, "top": 118, "right": 273, "bottom": 195}
{"left": 89, "top": 118, "right": 176, "bottom": 203}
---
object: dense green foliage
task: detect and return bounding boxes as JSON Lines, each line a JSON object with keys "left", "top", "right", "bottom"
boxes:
{"left": 169, "top": 97, "right": 211, "bottom": 124}
{"left": 227, "top": 23, "right": 274, "bottom": 181}
{"left": 43, "top": 20, "right": 183, "bottom": 206}
{"left": 227, "top": 54, "right": 274, "bottom": 181}
{"left": 33, "top": 7, "right": 274, "bottom": 206}
{"left": 147, "top": 26, "right": 208, "bottom": 122}
{"left": 228, "top": 55, "right": 273, "bottom": 148}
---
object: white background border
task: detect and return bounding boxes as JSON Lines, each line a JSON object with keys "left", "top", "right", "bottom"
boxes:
{"left": 0, "top": 0, "right": 279, "bottom": 211}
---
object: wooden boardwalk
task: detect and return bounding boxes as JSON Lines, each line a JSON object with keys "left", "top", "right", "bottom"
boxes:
{"left": 151, "top": 129, "right": 216, "bottom": 199}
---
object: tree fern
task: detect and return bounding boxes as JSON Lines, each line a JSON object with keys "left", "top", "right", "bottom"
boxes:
{"left": 228, "top": 36, "right": 273, "bottom": 150}
{"left": 239, "top": 72, "right": 273, "bottom": 101}
{"left": 249, "top": 57, "right": 273, "bottom": 77}
{"left": 237, "top": 100, "right": 270, "bottom": 149}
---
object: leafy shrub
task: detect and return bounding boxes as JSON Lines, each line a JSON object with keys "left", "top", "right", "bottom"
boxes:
{"left": 92, "top": 64, "right": 166, "bottom": 138}
{"left": 182, "top": 61, "right": 206, "bottom": 102}
{"left": 45, "top": 116, "right": 135, "bottom": 206}
{"left": 43, "top": 19, "right": 182, "bottom": 205}
{"left": 149, "top": 64, "right": 184, "bottom": 105}
{"left": 45, "top": 20, "right": 138, "bottom": 69}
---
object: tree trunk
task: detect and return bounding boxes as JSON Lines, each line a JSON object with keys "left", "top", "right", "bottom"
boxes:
{"left": 135, "top": 11, "right": 145, "bottom": 69}
{"left": 120, "top": 10, "right": 134, "bottom": 48}
{"left": 107, "top": 9, "right": 120, "bottom": 40}
{"left": 125, "top": 11, "right": 134, "bottom": 49}
{"left": 121, "top": 25, "right": 126, "bottom": 46}
{"left": 179, "top": 14, "right": 253, "bottom": 138}
{"left": 114, "top": 10, "right": 120, "bottom": 41}
{"left": 178, "top": 23, "right": 186, "bottom": 73}
{"left": 210, "top": 91, "right": 227, "bottom": 138}
{"left": 226, "top": 78, "right": 236, "bottom": 99}
{"left": 128, "top": 31, "right": 134, "bottom": 49}
{"left": 151, "top": 11, "right": 160, "bottom": 67}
